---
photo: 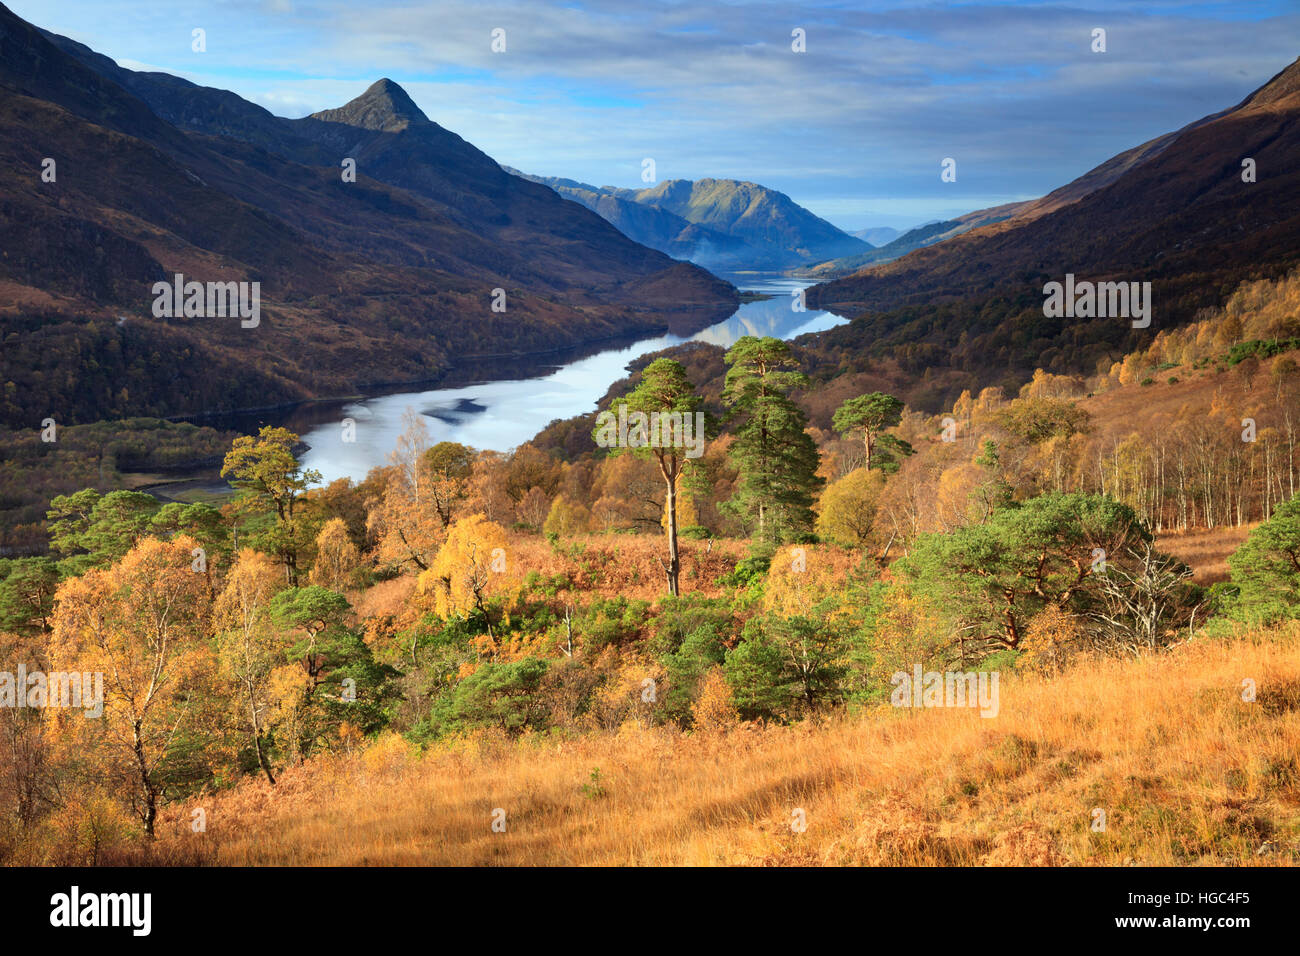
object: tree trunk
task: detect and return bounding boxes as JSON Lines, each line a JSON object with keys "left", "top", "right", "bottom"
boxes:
{"left": 133, "top": 720, "right": 157, "bottom": 838}
{"left": 249, "top": 691, "right": 276, "bottom": 785}
{"left": 665, "top": 470, "right": 680, "bottom": 596}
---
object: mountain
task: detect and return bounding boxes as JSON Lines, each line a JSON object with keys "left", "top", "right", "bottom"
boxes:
{"left": 501, "top": 169, "right": 752, "bottom": 266}
{"left": 800, "top": 55, "right": 1300, "bottom": 407}
{"left": 853, "top": 227, "right": 900, "bottom": 247}
{"left": 0, "top": 5, "right": 736, "bottom": 428}
{"left": 800, "top": 203, "right": 1031, "bottom": 279}
{"left": 801, "top": 78, "right": 1284, "bottom": 285}
{"left": 509, "top": 172, "right": 868, "bottom": 270}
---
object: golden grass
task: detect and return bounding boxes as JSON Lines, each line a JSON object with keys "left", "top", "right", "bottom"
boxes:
{"left": 1156, "top": 524, "right": 1254, "bottom": 584}
{"left": 148, "top": 626, "right": 1300, "bottom": 866}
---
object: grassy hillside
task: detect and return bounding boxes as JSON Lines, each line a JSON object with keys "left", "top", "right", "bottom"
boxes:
{"left": 62, "top": 626, "right": 1298, "bottom": 866}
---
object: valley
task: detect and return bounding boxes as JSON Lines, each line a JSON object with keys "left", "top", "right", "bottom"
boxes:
{"left": 1, "top": 0, "right": 1298, "bottom": 890}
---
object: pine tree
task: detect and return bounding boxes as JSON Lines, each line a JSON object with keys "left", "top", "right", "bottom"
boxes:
{"left": 832, "top": 392, "right": 910, "bottom": 472}
{"left": 721, "top": 337, "right": 823, "bottom": 545}
{"left": 592, "top": 358, "right": 704, "bottom": 596}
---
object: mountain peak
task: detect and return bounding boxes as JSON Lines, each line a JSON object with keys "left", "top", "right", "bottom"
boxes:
{"left": 310, "top": 78, "right": 430, "bottom": 132}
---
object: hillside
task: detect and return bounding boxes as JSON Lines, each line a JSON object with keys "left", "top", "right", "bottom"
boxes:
{"left": 67, "top": 627, "right": 1300, "bottom": 866}
{"left": 0, "top": 5, "right": 736, "bottom": 428}
{"left": 512, "top": 171, "right": 868, "bottom": 270}
{"left": 802, "top": 56, "right": 1300, "bottom": 402}
{"left": 799, "top": 203, "right": 1029, "bottom": 279}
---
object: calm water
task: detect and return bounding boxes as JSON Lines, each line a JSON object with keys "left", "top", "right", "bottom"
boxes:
{"left": 298, "top": 275, "right": 846, "bottom": 483}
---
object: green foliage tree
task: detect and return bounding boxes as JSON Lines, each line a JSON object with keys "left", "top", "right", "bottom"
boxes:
{"left": 429, "top": 658, "right": 551, "bottom": 735}
{"left": 724, "top": 610, "right": 847, "bottom": 720}
{"left": 46, "top": 489, "right": 159, "bottom": 573}
{"left": 721, "top": 337, "right": 824, "bottom": 545}
{"left": 898, "top": 492, "right": 1150, "bottom": 661}
{"left": 0, "top": 556, "right": 59, "bottom": 633}
{"left": 222, "top": 427, "right": 320, "bottom": 586}
{"left": 267, "top": 585, "right": 394, "bottom": 757}
{"left": 149, "top": 502, "right": 230, "bottom": 562}
{"left": 832, "top": 392, "right": 911, "bottom": 472}
{"left": 660, "top": 624, "right": 726, "bottom": 726}
{"left": 592, "top": 359, "right": 703, "bottom": 596}
{"left": 1226, "top": 495, "right": 1300, "bottom": 623}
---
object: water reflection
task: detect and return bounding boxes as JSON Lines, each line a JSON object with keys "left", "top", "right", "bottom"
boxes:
{"left": 298, "top": 275, "right": 845, "bottom": 483}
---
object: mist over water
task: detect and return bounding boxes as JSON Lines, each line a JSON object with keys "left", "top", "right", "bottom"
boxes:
{"left": 298, "top": 275, "right": 845, "bottom": 484}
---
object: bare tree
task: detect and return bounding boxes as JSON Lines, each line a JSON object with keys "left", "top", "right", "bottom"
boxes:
{"left": 1090, "top": 544, "right": 1201, "bottom": 655}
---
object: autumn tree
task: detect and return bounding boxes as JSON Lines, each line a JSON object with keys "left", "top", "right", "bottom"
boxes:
{"left": 421, "top": 514, "right": 516, "bottom": 640}
{"left": 544, "top": 496, "right": 592, "bottom": 538}
{"left": 721, "top": 337, "right": 823, "bottom": 545}
{"left": 310, "top": 517, "right": 361, "bottom": 590}
{"left": 591, "top": 453, "right": 664, "bottom": 532}
{"left": 0, "top": 628, "right": 53, "bottom": 826}
{"left": 222, "top": 427, "right": 320, "bottom": 585}
{"left": 816, "top": 467, "right": 886, "bottom": 548}
{"left": 593, "top": 358, "right": 703, "bottom": 596}
{"left": 832, "top": 392, "right": 910, "bottom": 472}
{"left": 366, "top": 412, "right": 444, "bottom": 572}
{"left": 215, "top": 549, "right": 286, "bottom": 783}
{"left": 423, "top": 442, "right": 475, "bottom": 529}
{"left": 49, "top": 536, "right": 216, "bottom": 837}
{"left": 462, "top": 451, "right": 515, "bottom": 526}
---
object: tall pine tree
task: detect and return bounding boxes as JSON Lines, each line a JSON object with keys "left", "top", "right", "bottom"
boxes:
{"left": 722, "top": 337, "right": 823, "bottom": 546}
{"left": 593, "top": 358, "right": 704, "bottom": 596}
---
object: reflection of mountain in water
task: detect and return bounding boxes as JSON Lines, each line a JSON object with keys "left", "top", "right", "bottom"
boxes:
{"left": 687, "top": 289, "right": 842, "bottom": 347}
{"left": 294, "top": 276, "right": 846, "bottom": 482}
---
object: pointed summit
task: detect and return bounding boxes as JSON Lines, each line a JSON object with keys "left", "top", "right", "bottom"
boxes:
{"left": 310, "top": 78, "right": 430, "bottom": 132}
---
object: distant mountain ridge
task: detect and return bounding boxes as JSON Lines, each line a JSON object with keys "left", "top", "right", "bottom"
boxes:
{"left": 0, "top": 4, "right": 737, "bottom": 427}
{"left": 853, "top": 227, "right": 900, "bottom": 247}
{"left": 800, "top": 203, "right": 1030, "bottom": 279}
{"left": 507, "top": 170, "right": 869, "bottom": 270}
{"left": 799, "top": 53, "right": 1300, "bottom": 407}
{"left": 800, "top": 65, "right": 1288, "bottom": 284}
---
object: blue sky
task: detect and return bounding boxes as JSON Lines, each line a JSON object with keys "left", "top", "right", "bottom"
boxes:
{"left": 13, "top": 0, "right": 1298, "bottom": 231}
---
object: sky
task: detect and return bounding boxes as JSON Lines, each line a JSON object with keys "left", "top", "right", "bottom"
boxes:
{"left": 13, "top": 0, "right": 1299, "bottom": 232}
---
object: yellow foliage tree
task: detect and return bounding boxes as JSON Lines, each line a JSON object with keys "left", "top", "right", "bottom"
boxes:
{"left": 310, "top": 517, "right": 360, "bottom": 590}
{"left": 419, "top": 514, "right": 517, "bottom": 638}
{"left": 544, "top": 495, "right": 592, "bottom": 537}
{"left": 691, "top": 666, "right": 738, "bottom": 733}
{"left": 49, "top": 536, "right": 216, "bottom": 837}
{"left": 215, "top": 549, "right": 289, "bottom": 783}
{"left": 1018, "top": 604, "right": 1087, "bottom": 675}
{"left": 763, "top": 546, "right": 845, "bottom": 618}
{"left": 816, "top": 467, "right": 885, "bottom": 547}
